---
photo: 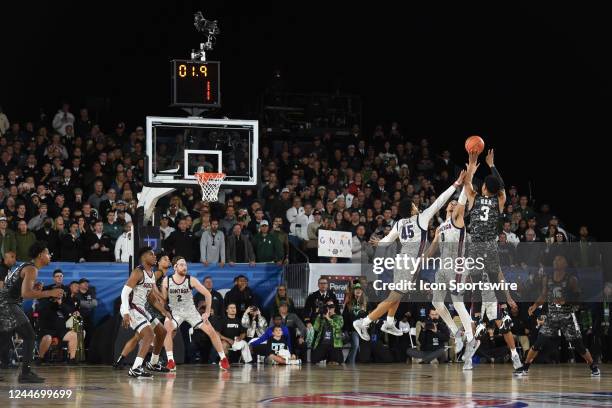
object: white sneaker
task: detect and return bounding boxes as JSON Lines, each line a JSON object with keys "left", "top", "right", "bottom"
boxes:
{"left": 462, "top": 338, "right": 477, "bottom": 370}
{"left": 511, "top": 353, "right": 523, "bottom": 370}
{"left": 353, "top": 319, "right": 371, "bottom": 341}
{"left": 454, "top": 332, "right": 464, "bottom": 355}
{"left": 381, "top": 321, "right": 403, "bottom": 336}
{"left": 463, "top": 359, "right": 473, "bottom": 370}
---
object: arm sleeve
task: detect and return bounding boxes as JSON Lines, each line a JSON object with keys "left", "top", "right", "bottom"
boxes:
{"left": 120, "top": 285, "right": 132, "bottom": 316}
{"left": 418, "top": 184, "right": 458, "bottom": 230}
{"left": 376, "top": 224, "right": 400, "bottom": 246}
{"left": 490, "top": 166, "right": 505, "bottom": 189}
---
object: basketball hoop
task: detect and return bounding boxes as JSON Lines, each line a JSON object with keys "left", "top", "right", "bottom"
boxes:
{"left": 195, "top": 172, "right": 225, "bottom": 202}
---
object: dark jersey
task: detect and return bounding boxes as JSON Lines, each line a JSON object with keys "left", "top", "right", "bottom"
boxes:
{"left": 468, "top": 195, "right": 500, "bottom": 242}
{"left": 4, "top": 262, "right": 35, "bottom": 305}
{"left": 546, "top": 272, "right": 574, "bottom": 312}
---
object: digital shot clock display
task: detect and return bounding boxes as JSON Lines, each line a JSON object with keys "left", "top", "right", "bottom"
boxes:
{"left": 171, "top": 60, "right": 221, "bottom": 107}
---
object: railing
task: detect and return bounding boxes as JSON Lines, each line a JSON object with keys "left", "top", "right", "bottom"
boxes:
{"left": 282, "top": 262, "right": 310, "bottom": 308}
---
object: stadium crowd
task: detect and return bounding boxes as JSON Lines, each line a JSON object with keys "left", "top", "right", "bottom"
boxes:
{"left": 0, "top": 104, "right": 611, "bottom": 367}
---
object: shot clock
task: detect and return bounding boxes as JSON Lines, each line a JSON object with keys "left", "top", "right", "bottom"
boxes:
{"left": 171, "top": 60, "right": 221, "bottom": 107}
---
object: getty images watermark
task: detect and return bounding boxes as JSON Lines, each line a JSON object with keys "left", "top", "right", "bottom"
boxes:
{"left": 370, "top": 255, "right": 518, "bottom": 292}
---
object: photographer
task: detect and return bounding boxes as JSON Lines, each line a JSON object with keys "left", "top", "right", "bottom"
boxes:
{"left": 310, "top": 300, "right": 344, "bottom": 365}
{"left": 241, "top": 306, "right": 268, "bottom": 341}
{"left": 407, "top": 308, "right": 450, "bottom": 364}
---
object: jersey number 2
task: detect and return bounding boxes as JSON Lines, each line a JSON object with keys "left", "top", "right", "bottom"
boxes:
{"left": 480, "top": 206, "right": 490, "bottom": 221}
{"left": 401, "top": 225, "right": 415, "bottom": 240}
{"left": 177, "top": 295, "right": 182, "bottom": 302}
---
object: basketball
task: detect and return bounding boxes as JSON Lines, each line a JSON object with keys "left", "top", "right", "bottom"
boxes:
{"left": 465, "top": 135, "right": 485, "bottom": 154}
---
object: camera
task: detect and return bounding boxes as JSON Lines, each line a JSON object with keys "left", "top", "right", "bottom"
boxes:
{"left": 317, "top": 301, "right": 329, "bottom": 316}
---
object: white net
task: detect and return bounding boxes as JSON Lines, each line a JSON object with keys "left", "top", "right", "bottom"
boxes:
{"left": 196, "top": 172, "right": 226, "bottom": 202}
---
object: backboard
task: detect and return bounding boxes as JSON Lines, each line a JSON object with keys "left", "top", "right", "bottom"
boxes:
{"left": 145, "top": 116, "right": 259, "bottom": 189}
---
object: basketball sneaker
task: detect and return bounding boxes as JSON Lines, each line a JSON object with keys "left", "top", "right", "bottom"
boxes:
{"left": 166, "top": 359, "right": 176, "bottom": 372}
{"left": 220, "top": 357, "right": 230, "bottom": 371}
{"left": 18, "top": 370, "right": 45, "bottom": 383}
{"left": 381, "top": 321, "right": 403, "bottom": 336}
{"left": 128, "top": 367, "right": 153, "bottom": 379}
{"left": 353, "top": 319, "right": 371, "bottom": 341}
{"left": 591, "top": 364, "right": 601, "bottom": 377}
{"left": 511, "top": 353, "right": 523, "bottom": 370}
{"left": 501, "top": 314, "right": 513, "bottom": 332}
{"left": 513, "top": 366, "right": 529, "bottom": 376}
{"left": 146, "top": 362, "right": 170, "bottom": 373}
{"left": 474, "top": 322, "right": 487, "bottom": 340}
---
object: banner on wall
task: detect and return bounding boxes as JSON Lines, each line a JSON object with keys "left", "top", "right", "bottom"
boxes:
{"left": 317, "top": 230, "right": 353, "bottom": 258}
{"left": 308, "top": 263, "right": 362, "bottom": 294}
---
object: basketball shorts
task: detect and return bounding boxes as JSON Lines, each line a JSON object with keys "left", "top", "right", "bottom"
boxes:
{"left": 129, "top": 306, "right": 159, "bottom": 333}
{"left": 170, "top": 308, "right": 203, "bottom": 330}
{"left": 539, "top": 308, "right": 581, "bottom": 341}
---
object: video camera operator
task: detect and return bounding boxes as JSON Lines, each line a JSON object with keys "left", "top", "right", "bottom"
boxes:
{"left": 407, "top": 308, "right": 450, "bottom": 364}
{"left": 310, "top": 300, "right": 344, "bottom": 364}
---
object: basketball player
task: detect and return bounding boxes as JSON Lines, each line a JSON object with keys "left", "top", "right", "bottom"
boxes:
{"left": 161, "top": 256, "right": 230, "bottom": 371}
{"left": 113, "top": 252, "right": 171, "bottom": 372}
{"left": 0, "top": 241, "right": 60, "bottom": 383}
{"left": 463, "top": 149, "right": 522, "bottom": 372}
{"left": 120, "top": 247, "right": 172, "bottom": 378}
{"left": 514, "top": 255, "right": 600, "bottom": 376}
{"left": 353, "top": 170, "right": 466, "bottom": 340}
{"left": 424, "top": 193, "right": 474, "bottom": 366}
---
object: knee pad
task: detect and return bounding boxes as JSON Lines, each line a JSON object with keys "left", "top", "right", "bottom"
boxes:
{"left": 572, "top": 338, "right": 587, "bottom": 355}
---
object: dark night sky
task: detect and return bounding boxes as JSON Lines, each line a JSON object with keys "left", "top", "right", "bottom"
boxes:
{"left": 1, "top": 2, "right": 608, "bottom": 238}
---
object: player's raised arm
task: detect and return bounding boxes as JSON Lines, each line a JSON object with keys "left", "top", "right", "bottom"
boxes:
{"left": 418, "top": 170, "right": 465, "bottom": 229}
{"left": 190, "top": 276, "right": 212, "bottom": 321}
{"left": 120, "top": 268, "right": 144, "bottom": 328}
{"left": 423, "top": 227, "right": 441, "bottom": 259}
{"left": 463, "top": 151, "right": 480, "bottom": 211}
{"left": 485, "top": 149, "right": 506, "bottom": 210}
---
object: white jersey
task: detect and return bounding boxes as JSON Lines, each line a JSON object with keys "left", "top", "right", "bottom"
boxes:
{"left": 167, "top": 274, "right": 196, "bottom": 314}
{"left": 378, "top": 184, "right": 459, "bottom": 257}
{"left": 130, "top": 265, "right": 155, "bottom": 310}
{"left": 438, "top": 217, "right": 466, "bottom": 261}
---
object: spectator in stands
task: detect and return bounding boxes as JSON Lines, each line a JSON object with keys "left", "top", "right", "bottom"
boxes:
{"left": 0, "top": 250, "right": 17, "bottom": 289}
{"left": 303, "top": 277, "right": 339, "bottom": 326}
{"left": 247, "top": 208, "right": 267, "bottom": 237}
{"left": 200, "top": 219, "right": 225, "bottom": 267}
{"left": 60, "top": 221, "right": 84, "bottom": 262}
{"left": 0, "top": 106, "right": 8, "bottom": 136}
{"left": 43, "top": 269, "right": 69, "bottom": 295}
{"left": 501, "top": 221, "right": 520, "bottom": 247}
{"left": 78, "top": 278, "right": 97, "bottom": 347}
{"left": 99, "top": 188, "right": 118, "bottom": 218}
{"left": 37, "top": 296, "right": 79, "bottom": 365}
{"left": 15, "top": 220, "right": 36, "bottom": 261}
{"left": 252, "top": 220, "right": 283, "bottom": 265}
{"left": 270, "top": 284, "right": 296, "bottom": 316}
{"left": 52, "top": 103, "right": 75, "bottom": 136}
{"left": 310, "top": 299, "right": 344, "bottom": 365}
{"left": 85, "top": 220, "right": 114, "bottom": 261}
{"left": 114, "top": 222, "right": 133, "bottom": 262}
{"left": 241, "top": 306, "right": 268, "bottom": 341}
{"left": 0, "top": 215, "right": 16, "bottom": 254}
{"left": 226, "top": 224, "right": 256, "bottom": 266}
{"left": 407, "top": 308, "right": 450, "bottom": 364}
{"left": 286, "top": 197, "right": 304, "bottom": 242}
{"left": 497, "top": 233, "right": 516, "bottom": 266}
{"left": 88, "top": 180, "right": 106, "bottom": 211}
{"left": 217, "top": 303, "right": 252, "bottom": 363}
{"left": 342, "top": 282, "right": 369, "bottom": 364}
{"left": 351, "top": 224, "right": 373, "bottom": 264}
{"left": 271, "top": 216, "right": 289, "bottom": 263}
{"left": 159, "top": 214, "right": 175, "bottom": 241}
{"left": 219, "top": 206, "right": 237, "bottom": 235}
{"left": 103, "top": 211, "right": 122, "bottom": 246}
{"left": 27, "top": 203, "right": 48, "bottom": 232}
{"left": 194, "top": 276, "right": 224, "bottom": 317}
{"left": 164, "top": 218, "right": 196, "bottom": 261}
{"left": 62, "top": 281, "right": 82, "bottom": 319}
{"left": 11, "top": 204, "right": 28, "bottom": 230}
{"left": 291, "top": 201, "right": 313, "bottom": 242}
{"left": 36, "top": 217, "right": 60, "bottom": 259}
{"left": 224, "top": 275, "right": 256, "bottom": 318}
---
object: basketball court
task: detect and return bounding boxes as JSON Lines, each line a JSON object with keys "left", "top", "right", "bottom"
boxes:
{"left": 1, "top": 363, "right": 610, "bottom": 407}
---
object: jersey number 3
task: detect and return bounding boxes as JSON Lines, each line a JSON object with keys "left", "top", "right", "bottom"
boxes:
{"left": 479, "top": 206, "right": 490, "bottom": 221}
{"left": 401, "top": 224, "right": 415, "bottom": 240}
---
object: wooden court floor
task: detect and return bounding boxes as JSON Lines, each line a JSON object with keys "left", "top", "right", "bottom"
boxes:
{"left": 1, "top": 363, "right": 612, "bottom": 407}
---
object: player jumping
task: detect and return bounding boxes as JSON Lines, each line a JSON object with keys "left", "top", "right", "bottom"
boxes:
{"left": 353, "top": 171, "right": 466, "bottom": 340}
{"left": 463, "top": 149, "right": 523, "bottom": 372}
{"left": 161, "top": 256, "right": 230, "bottom": 371}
